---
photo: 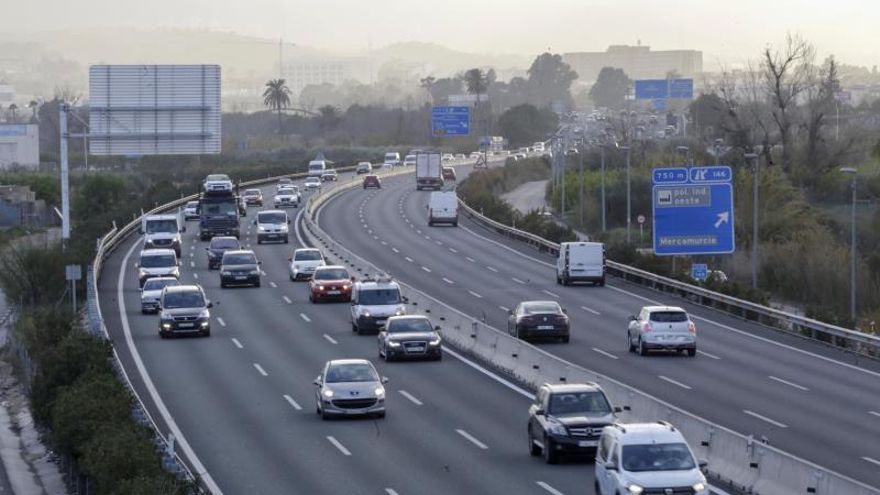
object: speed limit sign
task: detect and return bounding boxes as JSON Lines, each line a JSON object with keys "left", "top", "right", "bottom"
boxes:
{"left": 637, "top": 214, "right": 646, "bottom": 224}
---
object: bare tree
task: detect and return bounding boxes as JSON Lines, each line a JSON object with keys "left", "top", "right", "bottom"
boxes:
{"left": 800, "top": 56, "right": 840, "bottom": 176}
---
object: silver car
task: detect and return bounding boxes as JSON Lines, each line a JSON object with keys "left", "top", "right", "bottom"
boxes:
{"left": 627, "top": 306, "right": 697, "bottom": 356}
{"left": 140, "top": 276, "right": 180, "bottom": 314}
{"left": 288, "top": 248, "right": 325, "bottom": 281}
{"left": 314, "top": 359, "right": 387, "bottom": 420}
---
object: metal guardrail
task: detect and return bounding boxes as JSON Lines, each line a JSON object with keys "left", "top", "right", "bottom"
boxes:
{"left": 455, "top": 198, "right": 880, "bottom": 358}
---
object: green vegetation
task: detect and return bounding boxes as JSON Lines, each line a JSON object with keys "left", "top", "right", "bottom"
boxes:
{"left": 497, "top": 105, "right": 559, "bottom": 148}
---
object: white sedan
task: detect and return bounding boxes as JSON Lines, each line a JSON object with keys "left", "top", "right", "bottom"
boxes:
{"left": 304, "top": 177, "right": 322, "bottom": 190}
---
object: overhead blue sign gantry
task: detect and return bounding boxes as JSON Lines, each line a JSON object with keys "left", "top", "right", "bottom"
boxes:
{"left": 431, "top": 106, "right": 470, "bottom": 137}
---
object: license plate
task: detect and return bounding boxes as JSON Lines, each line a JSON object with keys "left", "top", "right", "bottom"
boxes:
{"left": 326, "top": 290, "right": 340, "bottom": 295}
{"left": 235, "top": 276, "right": 247, "bottom": 280}
{"left": 537, "top": 325, "right": 554, "bottom": 330}
{"left": 578, "top": 440, "right": 598, "bottom": 447}
{"left": 408, "top": 346, "right": 425, "bottom": 353}
{"left": 178, "top": 323, "right": 194, "bottom": 329}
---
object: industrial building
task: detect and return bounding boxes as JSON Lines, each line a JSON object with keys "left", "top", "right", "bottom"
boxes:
{"left": 0, "top": 124, "right": 39, "bottom": 169}
{"left": 564, "top": 45, "right": 703, "bottom": 83}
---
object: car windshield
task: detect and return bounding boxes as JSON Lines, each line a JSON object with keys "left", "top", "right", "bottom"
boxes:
{"left": 277, "top": 188, "right": 297, "bottom": 196}
{"left": 306, "top": 177, "right": 320, "bottom": 183}
{"left": 224, "top": 254, "right": 257, "bottom": 265}
{"left": 186, "top": 201, "right": 199, "bottom": 208}
{"left": 650, "top": 311, "right": 688, "bottom": 322}
{"left": 548, "top": 391, "right": 611, "bottom": 415}
{"left": 325, "top": 364, "right": 378, "bottom": 383}
{"left": 210, "top": 238, "right": 240, "bottom": 250}
{"left": 245, "top": 189, "right": 261, "bottom": 196}
{"left": 522, "top": 302, "right": 561, "bottom": 315}
{"left": 141, "top": 254, "right": 176, "bottom": 267}
{"left": 162, "top": 291, "right": 205, "bottom": 309}
{"left": 259, "top": 212, "right": 286, "bottom": 224}
{"left": 145, "top": 219, "right": 177, "bottom": 234}
{"left": 359, "top": 289, "right": 400, "bottom": 305}
{"left": 387, "top": 318, "right": 432, "bottom": 334}
{"left": 201, "top": 201, "right": 237, "bottom": 216}
{"left": 384, "top": 153, "right": 397, "bottom": 159}
{"left": 621, "top": 443, "right": 696, "bottom": 472}
{"left": 206, "top": 175, "right": 229, "bottom": 181}
{"left": 295, "top": 250, "right": 323, "bottom": 261}
{"left": 314, "top": 269, "right": 349, "bottom": 280}
{"left": 143, "top": 278, "right": 179, "bottom": 291}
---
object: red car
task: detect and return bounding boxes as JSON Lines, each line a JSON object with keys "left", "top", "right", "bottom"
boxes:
{"left": 363, "top": 175, "right": 382, "bottom": 189}
{"left": 309, "top": 266, "right": 354, "bottom": 303}
{"left": 442, "top": 166, "right": 456, "bottom": 181}
{"left": 243, "top": 189, "right": 263, "bottom": 206}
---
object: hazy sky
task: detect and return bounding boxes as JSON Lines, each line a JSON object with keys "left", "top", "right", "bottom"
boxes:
{"left": 10, "top": 0, "right": 879, "bottom": 68}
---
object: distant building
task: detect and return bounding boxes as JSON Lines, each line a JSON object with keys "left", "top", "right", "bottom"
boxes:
{"left": 0, "top": 84, "right": 13, "bottom": 103}
{"left": 282, "top": 60, "right": 351, "bottom": 94}
{"left": 563, "top": 45, "right": 703, "bottom": 83}
{"left": 0, "top": 184, "right": 52, "bottom": 228}
{"left": 0, "top": 124, "right": 39, "bottom": 169}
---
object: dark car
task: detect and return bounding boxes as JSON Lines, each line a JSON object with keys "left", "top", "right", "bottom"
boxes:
{"left": 309, "top": 266, "right": 353, "bottom": 303}
{"left": 442, "top": 166, "right": 456, "bottom": 181}
{"left": 528, "top": 383, "right": 620, "bottom": 464}
{"left": 377, "top": 315, "right": 442, "bottom": 361}
{"left": 220, "top": 250, "right": 262, "bottom": 288}
{"left": 205, "top": 236, "right": 241, "bottom": 270}
{"left": 508, "top": 301, "right": 570, "bottom": 343}
{"left": 362, "top": 175, "right": 381, "bottom": 189}
{"left": 243, "top": 188, "right": 264, "bottom": 206}
{"left": 158, "top": 285, "right": 212, "bottom": 338}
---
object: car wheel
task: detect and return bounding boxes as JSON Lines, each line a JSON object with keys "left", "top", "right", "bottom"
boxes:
{"left": 638, "top": 338, "right": 648, "bottom": 356}
{"left": 201, "top": 329, "right": 211, "bottom": 337}
{"left": 376, "top": 411, "right": 386, "bottom": 419}
{"left": 556, "top": 275, "right": 561, "bottom": 285}
{"left": 594, "top": 481, "right": 601, "bottom": 495}
{"left": 562, "top": 276, "right": 569, "bottom": 286}
{"left": 352, "top": 322, "right": 358, "bottom": 333}
{"left": 434, "top": 352, "right": 442, "bottom": 361}
{"left": 284, "top": 236, "right": 289, "bottom": 244}
{"left": 220, "top": 282, "right": 227, "bottom": 288}
{"left": 687, "top": 348, "right": 697, "bottom": 357}
{"left": 320, "top": 409, "right": 329, "bottom": 421}
{"left": 543, "top": 435, "right": 558, "bottom": 464}
{"left": 257, "top": 239, "right": 262, "bottom": 245}
{"left": 529, "top": 427, "right": 541, "bottom": 456}
{"left": 254, "top": 280, "right": 261, "bottom": 288}
{"left": 159, "top": 332, "right": 168, "bottom": 339}
{"left": 627, "top": 332, "right": 636, "bottom": 353}
{"left": 561, "top": 335, "right": 570, "bottom": 344}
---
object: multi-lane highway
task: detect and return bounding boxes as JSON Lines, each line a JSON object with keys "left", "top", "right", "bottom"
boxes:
{"left": 99, "top": 171, "right": 598, "bottom": 495}
{"left": 319, "top": 167, "right": 880, "bottom": 488}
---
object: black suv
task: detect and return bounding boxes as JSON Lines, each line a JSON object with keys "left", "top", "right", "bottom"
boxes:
{"left": 158, "top": 285, "right": 212, "bottom": 338}
{"left": 220, "top": 250, "right": 262, "bottom": 288}
{"left": 206, "top": 236, "right": 241, "bottom": 270}
{"left": 528, "top": 383, "right": 620, "bottom": 464}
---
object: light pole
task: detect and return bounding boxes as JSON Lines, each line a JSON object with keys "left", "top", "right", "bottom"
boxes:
{"left": 560, "top": 136, "right": 566, "bottom": 219}
{"left": 676, "top": 145, "right": 691, "bottom": 166}
{"left": 600, "top": 144, "right": 606, "bottom": 232}
{"left": 578, "top": 139, "right": 584, "bottom": 228}
{"left": 840, "top": 166, "right": 858, "bottom": 323}
{"left": 620, "top": 145, "right": 632, "bottom": 243}
{"left": 744, "top": 152, "right": 759, "bottom": 290}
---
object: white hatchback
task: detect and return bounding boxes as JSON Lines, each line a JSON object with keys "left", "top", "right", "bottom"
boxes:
{"left": 289, "top": 248, "right": 326, "bottom": 281}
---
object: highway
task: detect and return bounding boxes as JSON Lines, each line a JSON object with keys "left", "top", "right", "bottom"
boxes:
{"left": 98, "top": 171, "right": 597, "bottom": 495}
{"left": 318, "top": 166, "right": 880, "bottom": 488}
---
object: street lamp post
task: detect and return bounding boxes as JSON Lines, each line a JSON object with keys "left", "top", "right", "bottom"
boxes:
{"left": 578, "top": 139, "right": 584, "bottom": 228}
{"left": 600, "top": 145, "right": 606, "bottom": 232}
{"left": 840, "top": 166, "right": 858, "bottom": 324}
{"left": 744, "top": 152, "right": 759, "bottom": 290}
{"left": 620, "top": 145, "right": 632, "bottom": 243}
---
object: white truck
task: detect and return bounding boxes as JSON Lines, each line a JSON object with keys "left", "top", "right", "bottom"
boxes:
{"left": 141, "top": 214, "right": 184, "bottom": 257}
{"left": 427, "top": 191, "right": 458, "bottom": 226}
{"left": 415, "top": 153, "right": 443, "bottom": 190}
{"left": 308, "top": 160, "right": 327, "bottom": 177}
{"left": 556, "top": 241, "right": 605, "bottom": 286}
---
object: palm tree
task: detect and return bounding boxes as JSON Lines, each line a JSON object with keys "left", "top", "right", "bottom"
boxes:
{"left": 464, "top": 68, "right": 496, "bottom": 146}
{"left": 7, "top": 103, "right": 18, "bottom": 123}
{"left": 317, "top": 105, "right": 342, "bottom": 138}
{"left": 27, "top": 100, "right": 39, "bottom": 122}
{"left": 262, "top": 79, "right": 291, "bottom": 134}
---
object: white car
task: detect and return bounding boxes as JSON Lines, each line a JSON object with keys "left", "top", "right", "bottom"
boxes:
{"left": 403, "top": 155, "right": 417, "bottom": 167}
{"left": 441, "top": 154, "right": 454, "bottom": 163}
{"left": 595, "top": 422, "right": 708, "bottom": 495}
{"left": 273, "top": 186, "right": 300, "bottom": 208}
{"left": 304, "top": 176, "right": 322, "bottom": 190}
{"left": 627, "top": 306, "right": 696, "bottom": 357}
{"left": 254, "top": 210, "right": 290, "bottom": 244}
{"left": 313, "top": 359, "right": 387, "bottom": 420}
{"left": 203, "top": 174, "right": 233, "bottom": 193}
{"left": 140, "top": 277, "right": 180, "bottom": 314}
{"left": 289, "top": 248, "right": 326, "bottom": 281}
{"left": 183, "top": 200, "right": 200, "bottom": 220}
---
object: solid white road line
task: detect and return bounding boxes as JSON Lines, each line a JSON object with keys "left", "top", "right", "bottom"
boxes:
{"left": 486, "top": 266, "right": 498, "bottom": 273}
{"left": 511, "top": 277, "right": 525, "bottom": 284}
{"left": 405, "top": 257, "right": 414, "bottom": 263}
{"left": 327, "top": 436, "right": 352, "bottom": 456}
{"left": 541, "top": 289, "right": 559, "bottom": 298}
{"left": 536, "top": 481, "right": 565, "bottom": 495}
{"left": 442, "top": 277, "right": 455, "bottom": 284}
{"left": 580, "top": 305, "right": 600, "bottom": 315}
{"left": 231, "top": 338, "right": 243, "bottom": 349}
{"left": 455, "top": 429, "right": 489, "bottom": 450}
{"left": 399, "top": 390, "right": 423, "bottom": 406}
{"left": 862, "top": 457, "right": 880, "bottom": 468}
{"left": 697, "top": 349, "right": 721, "bottom": 360}
{"left": 421, "top": 266, "right": 432, "bottom": 273}
{"left": 743, "top": 409, "right": 788, "bottom": 428}
{"left": 768, "top": 375, "right": 809, "bottom": 391}
{"left": 468, "top": 290, "right": 483, "bottom": 299}
{"left": 300, "top": 313, "right": 311, "bottom": 322}
{"left": 592, "top": 348, "right": 618, "bottom": 360}
{"left": 283, "top": 296, "right": 292, "bottom": 304}
{"left": 323, "top": 334, "right": 338, "bottom": 345}
{"left": 658, "top": 375, "right": 692, "bottom": 390}
{"left": 253, "top": 363, "right": 268, "bottom": 377}
{"left": 283, "top": 394, "right": 303, "bottom": 411}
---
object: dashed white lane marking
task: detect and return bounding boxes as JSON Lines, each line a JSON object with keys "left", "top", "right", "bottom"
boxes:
{"left": 870, "top": 411, "right": 880, "bottom": 418}
{"left": 381, "top": 241, "right": 387, "bottom": 246}
{"left": 743, "top": 409, "right": 788, "bottom": 428}
{"left": 327, "top": 436, "right": 351, "bottom": 456}
{"left": 385, "top": 489, "right": 400, "bottom": 495}
{"left": 448, "top": 247, "right": 458, "bottom": 253}
{"left": 769, "top": 375, "right": 809, "bottom": 391}
{"left": 193, "top": 273, "right": 199, "bottom": 279}
{"left": 231, "top": 338, "right": 243, "bottom": 349}
{"left": 499, "top": 305, "right": 510, "bottom": 312}
{"left": 269, "top": 281, "right": 278, "bottom": 288}
{"left": 435, "top": 241, "right": 443, "bottom": 246}
{"left": 372, "top": 235, "right": 379, "bottom": 240}
{"left": 580, "top": 305, "right": 600, "bottom": 315}
{"left": 863, "top": 457, "right": 880, "bottom": 468}
{"left": 536, "top": 481, "right": 565, "bottom": 495}
{"left": 466, "top": 257, "right": 475, "bottom": 262}
{"left": 416, "top": 230, "right": 422, "bottom": 234}
{"left": 323, "top": 334, "right": 338, "bottom": 344}
{"left": 283, "top": 296, "right": 292, "bottom": 304}
{"left": 592, "top": 348, "right": 618, "bottom": 360}
{"left": 405, "top": 257, "right": 414, "bottom": 262}
{"left": 697, "top": 349, "right": 721, "bottom": 360}
{"left": 283, "top": 394, "right": 302, "bottom": 411}
{"left": 392, "top": 247, "right": 399, "bottom": 253}
{"left": 189, "top": 253, "right": 194, "bottom": 258}
{"left": 467, "top": 290, "right": 483, "bottom": 299}
{"left": 658, "top": 375, "right": 692, "bottom": 390}
{"left": 511, "top": 277, "right": 525, "bottom": 284}
{"left": 217, "top": 317, "right": 226, "bottom": 327}
{"left": 442, "top": 277, "right": 455, "bottom": 284}
{"left": 421, "top": 266, "right": 432, "bottom": 273}
{"left": 541, "top": 289, "right": 559, "bottom": 298}
{"left": 486, "top": 266, "right": 498, "bottom": 272}
{"left": 253, "top": 363, "right": 268, "bottom": 376}
{"left": 456, "top": 429, "right": 489, "bottom": 450}
{"left": 300, "top": 313, "right": 311, "bottom": 322}
{"left": 399, "top": 390, "right": 423, "bottom": 406}
{"left": 190, "top": 261, "right": 195, "bottom": 267}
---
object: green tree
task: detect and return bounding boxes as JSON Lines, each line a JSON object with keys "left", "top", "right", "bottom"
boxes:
{"left": 262, "top": 79, "right": 291, "bottom": 135}
{"left": 317, "top": 105, "right": 342, "bottom": 137}
{"left": 589, "top": 67, "right": 631, "bottom": 109}
{"left": 526, "top": 53, "right": 579, "bottom": 109}
{"left": 689, "top": 92, "right": 729, "bottom": 139}
{"left": 498, "top": 104, "right": 559, "bottom": 146}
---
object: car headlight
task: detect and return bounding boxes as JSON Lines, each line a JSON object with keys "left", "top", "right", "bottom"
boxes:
{"left": 138, "top": 269, "right": 148, "bottom": 277}
{"left": 627, "top": 484, "right": 644, "bottom": 494}
{"left": 221, "top": 270, "right": 232, "bottom": 276}
{"left": 249, "top": 269, "right": 260, "bottom": 275}
{"left": 200, "top": 321, "right": 210, "bottom": 328}
{"left": 360, "top": 310, "right": 370, "bottom": 318}
{"left": 374, "top": 387, "right": 385, "bottom": 396}
{"left": 161, "top": 323, "right": 172, "bottom": 329}
{"left": 258, "top": 226, "right": 267, "bottom": 232}
{"left": 294, "top": 264, "right": 301, "bottom": 271}
{"left": 199, "top": 310, "right": 210, "bottom": 319}
{"left": 170, "top": 268, "right": 180, "bottom": 277}
{"left": 429, "top": 337, "right": 441, "bottom": 346}
{"left": 280, "top": 225, "right": 289, "bottom": 233}
{"left": 546, "top": 419, "right": 567, "bottom": 436}
{"left": 692, "top": 482, "right": 706, "bottom": 492}
{"left": 394, "top": 309, "right": 403, "bottom": 316}
{"left": 317, "top": 285, "right": 325, "bottom": 290}
{"left": 322, "top": 389, "right": 334, "bottom": 398}
{"left": 388, "top": 341, "right": 401, "bottom": 347}
{"left": 144, "top": 239, "right": 154, "bottom": 247}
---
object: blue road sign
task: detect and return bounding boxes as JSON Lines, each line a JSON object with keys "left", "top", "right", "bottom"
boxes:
{"left": 432, "top": 106, "right": 470, "bottom": 136}
{"left": 669, "top": 79, "right": 694, "bottom": 99}
{"left": 691, "top": 263, "right": 708, "bottom": 282}
{"left": 652, "top": 166, "right": 735, "bottom": 256}
{"left": 635, "top": 80, "right": 669, "bottom": 99}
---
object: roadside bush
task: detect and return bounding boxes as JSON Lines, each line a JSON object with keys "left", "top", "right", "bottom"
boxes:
{"left": 0, "top": 244, "right": 67, "bottom": 308}
{"left": 80, "top": 422, "right": 169, "bottom": 493}
{"left": 50, "top": 372, "right": 132, "bottom": 457}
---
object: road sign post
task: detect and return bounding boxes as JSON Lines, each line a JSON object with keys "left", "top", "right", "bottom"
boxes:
{"left": 652, "top": 165, "right": 735, "bottom": 256}
{"left": 431, "top": 106, "right": 470, "bottom": 137}
{"left": 691, "top": 263, "right": 708, "bottom": 282}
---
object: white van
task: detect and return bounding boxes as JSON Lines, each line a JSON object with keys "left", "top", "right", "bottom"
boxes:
{"left": 427, "top": 191, "right": 458, "bottom": 226}
{"left": 532, "top": 141, "right": 545, "bottom": 153}
{"left": 556, "top": 241, "right": 605, "bottom": 286}
{"left": 141, "top": 214, "right": 184, "bottom": 257}
{"left": 383, "top": 152, "right": 401, "bottom": 167}
{"left": 308, "top": 160, "right": 326, "bottom": 177}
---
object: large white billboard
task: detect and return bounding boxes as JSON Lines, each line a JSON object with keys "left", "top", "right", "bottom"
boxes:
{"left": 88, "top": 65, "right": 221, "bottom": 155}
